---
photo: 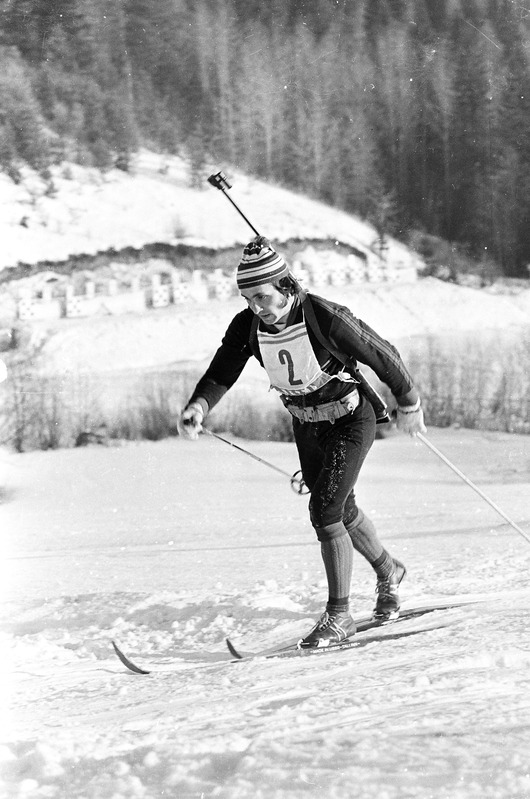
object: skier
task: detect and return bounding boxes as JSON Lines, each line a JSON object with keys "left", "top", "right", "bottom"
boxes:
{"left": 178, "top": 238, "right": 426, "bottom": 648}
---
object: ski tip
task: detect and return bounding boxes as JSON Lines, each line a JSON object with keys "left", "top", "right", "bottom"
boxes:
{"left": 112, "top": 640, "right": 151, "bottom": 675}
{"left": 226, "top": 637, "right": 244, "bottom": 660}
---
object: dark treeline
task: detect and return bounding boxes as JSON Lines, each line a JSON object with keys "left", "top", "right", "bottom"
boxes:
{"left": 1, "top": 0, "right": 529, "bottom": 275}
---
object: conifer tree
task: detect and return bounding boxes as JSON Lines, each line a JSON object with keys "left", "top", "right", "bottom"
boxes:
{"left": 491, "top": 0, "right": 530, "bottom": 273}
{"left": 0, "top": 0, "right": 529, "bottom": 276}
{"left": 446, "top": 8, "right": 492, "bottom": 256}
{"left": 0, "top": 48, "right": 50, "bottom": 171}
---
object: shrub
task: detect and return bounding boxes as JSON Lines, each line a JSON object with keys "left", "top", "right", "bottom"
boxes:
{"left": 2, "top": 328, "right": 530, "bottom": 454}
{"left": 401, "top": 328, "right": 530, "bottom": 433}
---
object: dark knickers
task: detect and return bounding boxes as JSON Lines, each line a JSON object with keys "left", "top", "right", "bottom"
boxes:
{"left": 293, "top": 395, "right": 376, "bottom": 540}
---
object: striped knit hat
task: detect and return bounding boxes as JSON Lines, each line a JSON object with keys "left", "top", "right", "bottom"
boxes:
{"left": 236, "top": 238, "right": 290, "bottom": 289}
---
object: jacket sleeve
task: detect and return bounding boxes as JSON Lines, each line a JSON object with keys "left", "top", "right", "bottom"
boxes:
{"left": 187, "top": 309, "right": 255, "bottom": 414}
{"left": 314, "top": 297, "right": 419, "bottom": 406}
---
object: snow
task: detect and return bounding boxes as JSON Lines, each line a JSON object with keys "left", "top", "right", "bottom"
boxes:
{"left": 0, "top": 150, "right": 417, "bottom": 272}
{"left": 1, "top": 151, "right": 530, "bottom": 797}
{"left": 22, "top": 277, "right": 530, "bottom": 380}
{"left": 2, "top": 429, "right": 530, "bottom": 798}
{"left": 2, "top": 148, "right": 529, "bottom": 385}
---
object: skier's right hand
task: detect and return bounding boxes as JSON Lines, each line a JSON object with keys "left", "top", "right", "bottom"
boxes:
{"left": 177, "top": 402, "right": 204, "bottom": 441}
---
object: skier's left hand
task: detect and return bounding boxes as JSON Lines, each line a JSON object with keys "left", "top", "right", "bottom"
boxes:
{"left": 396, "top": 400, "right": 427, "bottom": 436}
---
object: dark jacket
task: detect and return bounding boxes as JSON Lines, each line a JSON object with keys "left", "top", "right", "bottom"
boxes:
{"left": 189, "top": 292, "right": 418, "bottom": 415}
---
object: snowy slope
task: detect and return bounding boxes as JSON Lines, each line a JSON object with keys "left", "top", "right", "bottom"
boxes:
{"left": 2, "top": 429, "right": 530, "bottom": 798}
{"left": 2, "top": 149, "right": 529, "bottom": 384}
{"left": 0, "top": 150, "right": 417, "bottom": 272}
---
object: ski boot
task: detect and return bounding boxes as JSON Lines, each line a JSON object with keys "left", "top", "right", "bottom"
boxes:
{"left": 373, "top": 559, "right": 407, "bottom": 622}
{"left": 299, "top": 609, "right": 356, "bottom": 648}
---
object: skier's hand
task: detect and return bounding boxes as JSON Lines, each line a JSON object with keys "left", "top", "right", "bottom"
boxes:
{"left": 396, "top": 400, "right": 427, "bottom": 436}
{"left": 177, "top": 402, "right": 204, "bottom": 440}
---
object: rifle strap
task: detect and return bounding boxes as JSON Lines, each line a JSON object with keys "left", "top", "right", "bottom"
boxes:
{"left": 248, "top": 292, "right": 390, "bottom": 423}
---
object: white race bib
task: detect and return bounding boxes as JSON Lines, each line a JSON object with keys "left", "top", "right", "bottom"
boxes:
{"left": 258, "top": 319, "right": 339, "bottom": 396}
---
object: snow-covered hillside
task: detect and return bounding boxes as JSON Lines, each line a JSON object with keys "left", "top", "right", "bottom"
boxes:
{"left": 2, "top": 429, "right": 530, "bottom": 798}
{"left": 0, "top": 150, "right": 418, "bottom": 273}
{"left": 1, "top": 150, "right": 529, "bottom": 382}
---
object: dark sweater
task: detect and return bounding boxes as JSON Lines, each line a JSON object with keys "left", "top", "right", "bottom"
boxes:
{"left": 189, "top": 293, "right": 419, "bottom": 414}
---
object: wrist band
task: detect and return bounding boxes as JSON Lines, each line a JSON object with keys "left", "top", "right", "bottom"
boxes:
{"left": 397, "top": 399, "right": 421, "bottom": 414}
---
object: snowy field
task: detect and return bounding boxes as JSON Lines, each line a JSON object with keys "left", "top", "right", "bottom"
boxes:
{"left": 1, "top": 427, "right": 530, "bottom": 798}
{"left": 1, "top": 151, "right": 530, "bottom": 797}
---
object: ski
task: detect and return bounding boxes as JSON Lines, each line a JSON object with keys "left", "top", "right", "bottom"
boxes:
{"left": 111, "top": 594, "right": 491, "bottom": 675}
{"left": 112, "top": 640, "right": 151, "bottom": 674}
{"left": 225, "top": 595, "right": 492, "bottom": 661}
{"left": 226, "top": 620, "right": 454, "bottom": 661}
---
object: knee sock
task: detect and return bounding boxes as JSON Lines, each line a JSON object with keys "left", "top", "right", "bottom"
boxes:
{"left": 371, "top": 550, "right": 395, "bottom": 579}
{"left": 320, "top": 534, "right": 354, "bottom": 613}
{"left": 345, "top": 509, "right": 394, "bottom": 578}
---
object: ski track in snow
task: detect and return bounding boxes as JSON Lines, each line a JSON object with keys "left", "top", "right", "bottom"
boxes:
{"left": 2, "top": 431, "right": 530, "bottom": 798}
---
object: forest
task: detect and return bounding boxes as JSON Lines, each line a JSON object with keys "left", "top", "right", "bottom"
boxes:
{"left": 0, "top": 0, "right": 529, "bottom": 276}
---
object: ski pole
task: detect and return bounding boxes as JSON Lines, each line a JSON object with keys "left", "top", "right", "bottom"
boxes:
{"left": 416, "top": 432, "right": 530, "bottom": 545}
{"left": 201, "top": 427, "right": 308, "bottom": 495}
{"left": 207, "top": 171, "right": 261, "bottom": 237}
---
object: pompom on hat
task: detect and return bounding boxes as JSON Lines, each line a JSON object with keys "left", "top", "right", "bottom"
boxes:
{"left": 236, "top": 237, "right": 290, "bottom": 290}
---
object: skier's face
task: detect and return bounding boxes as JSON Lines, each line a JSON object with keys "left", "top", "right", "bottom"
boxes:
{"left": 241, "top": 284, "right": 293, "bottom": 325}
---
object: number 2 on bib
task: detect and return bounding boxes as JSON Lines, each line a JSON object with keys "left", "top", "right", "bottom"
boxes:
{"left": 278, "top": 349, "right": 303, "bottom": 386}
